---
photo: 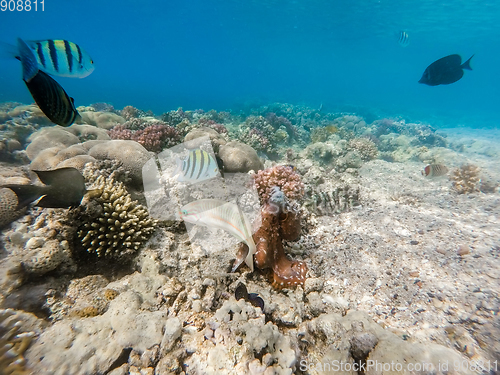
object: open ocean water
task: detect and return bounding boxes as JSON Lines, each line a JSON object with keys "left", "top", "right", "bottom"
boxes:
{"left": 1, "top": 1, "right": 500, "bottom": 374}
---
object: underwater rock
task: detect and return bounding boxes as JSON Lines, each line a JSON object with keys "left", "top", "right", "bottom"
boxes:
{"left": 218, "top": 140, "right": 263, "bottom": 173}
{"left": 87, "top": 140, "right": 151, "bottom": 187}
{"left": 66, "top": 124, "right": 110, "bottom": 142}
{"left": 79, "top": 111, "right": 125, "bottom": 130}
{"left": 30, "top": 144, "right": 93, "bottom": 171}
{"left": 183, "top": 298, "right": 298, "bottom": 374}
{"left": 26, "top": 127, "right": 80, "bottom": 160}
{"left": 22, "top": 239, "right": 73, "bottom": 276}
{"left": 184, "top": 126, "right": 227, "bottom": 151}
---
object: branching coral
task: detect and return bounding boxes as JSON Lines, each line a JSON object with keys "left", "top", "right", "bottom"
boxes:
{"left": 450, "top": 164, "right": 481, "bottom": 194}
{"left": 253, "top": 165, "right": 305, "bottom": 202}
{"left": 108, "top": 122, "right": 180, "bottom": 152}
{"left": 348, "top": 137, "right": 378, "bottom": 161}
{"left": 0, "top": 309, "right": 35, "bottom": 375}
{"left": 132, "top": 124, "right": 180, "bottom": 152}
{"left": 75, "top": 175, "right": 157, "bottom": 258}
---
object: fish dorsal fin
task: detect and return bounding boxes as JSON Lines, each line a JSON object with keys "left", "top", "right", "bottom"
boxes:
{"left": 33, "top": 167, "right": 82, "bottom": 186}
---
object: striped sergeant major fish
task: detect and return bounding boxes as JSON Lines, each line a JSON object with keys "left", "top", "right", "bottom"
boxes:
{"left": 174, "top": 149, "right": 220, "bottom": 183}
{"left": 17, "top": 38, "right": 80, "bottom": 126}
{"left": 12, "top": 38, "right": 95, "bottom": 78}
{"left": 397, "top": 30, "right": 409, "bottom": 47}
{"left": 179, "top": 199, "right": 256, "bottom": 272}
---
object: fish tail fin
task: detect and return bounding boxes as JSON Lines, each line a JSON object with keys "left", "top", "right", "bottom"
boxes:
{"left": 2, "top": 185, "right": 43, "bottom": 209}
{"left": 461, "top": 54, "right": 474, "bottom": 71}
{"left": 244, "top": 241, "right": 256, "bottom": 272}
{"left": 0, "top": 40, "right": 19, "bottom": 60}
{"left": 16, "top": 38, "right": 38, "bottom": 82}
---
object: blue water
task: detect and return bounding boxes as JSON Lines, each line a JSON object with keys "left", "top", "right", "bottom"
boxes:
{"left": 1, "top": 0, "right": 499, "bottom": 127}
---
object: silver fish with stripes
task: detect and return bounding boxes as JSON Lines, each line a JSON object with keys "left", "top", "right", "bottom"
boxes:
{"left": 20, "top": 38, "right": 94, "bottom": 78}
{"left": 397, "top": 30, "right": 410, "bottom": 47}
{"left": 174, "top": 149, "right": 220, "bottom": 183}
{"left": 179, "top": 199, "right": 256, "bottom": 272}
{"left": 17, "top": 38, "right": 80, "bottom": 127}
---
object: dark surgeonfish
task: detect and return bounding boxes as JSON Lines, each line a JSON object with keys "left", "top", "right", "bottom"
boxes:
{"left": 419, "top": 54, "right": 474, "bottom": 86}
{"left": 1, "top": 167, "right": 87, "bottom": 209}
{"left": 17, "top": 38, "right": 80, "bottom": 126}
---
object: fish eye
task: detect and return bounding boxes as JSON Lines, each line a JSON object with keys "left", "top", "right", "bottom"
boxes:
{"left": 182, "top": 210, "right": 188, "bottom": 215}
{"left": 90, "top": 60, "right": 94, "bottom": 64}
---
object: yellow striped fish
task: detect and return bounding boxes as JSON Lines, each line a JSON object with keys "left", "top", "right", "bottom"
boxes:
{"left": 179, "top": 199, "right": 256, "bottom": 272}
{"left": 17, "top": 38, "right": 80, "bottom": 126}
{"left": 174, "top": 149, "right": 220, "bottom": 183}
{"left": 21, "top": 39, "right": 94, "bottom": 78}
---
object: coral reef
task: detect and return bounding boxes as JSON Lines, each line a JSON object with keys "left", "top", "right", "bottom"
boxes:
{"left": 240, "top": 169, "right": 307, "bottom": 288}
{"left": 248, "top": 196, "right": 308, "bottom": 288}
{"left": 0, "top": 188, "right": 25, "bottom": 228}
{"left": 253, "top": 165, "right": 305, "bottom": 202}
{"left": 75, "top": 175, "right": 157, "bottom": 258}
{"left": 450, "top": 164, "right": 481, "bottom": 194}
{"left": 348, "top": 137, "right": 378, "bottom": 161}
{"left": 79, "top": 111, "right": 125, "bottom": 130}
{"left": 108, "top": 121, "right": 181, "bottom": 152}
{"left": 0, "top": 309, "right": 35, "bottom": 375}
{"left": 218, "top": 141, "right": 263, "bottom": 173}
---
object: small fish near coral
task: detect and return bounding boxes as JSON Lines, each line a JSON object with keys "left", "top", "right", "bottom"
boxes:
{"left": 173, "top": 149, "right": 221, "bottom": 183}
{"left": 422, "top": 164, "right": 449, "bottom": 178}
{"left": 178, "top": 199, "right": 256, "bottom": 271}
{"left": 1, "top": 167, "right": 87, "bottom": 209}
{"left": 235, "top": 282, "right": 264, "bottom": 310}
{"left": 419, "top": 54, "right": 474, "bottom": 86}
{"left": 15, "top": 38, "right": 87, "bottom": 126}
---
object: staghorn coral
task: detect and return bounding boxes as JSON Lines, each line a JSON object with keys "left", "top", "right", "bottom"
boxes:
{"left": 76, "top": 175, "right": 157, "bottom": 258}
{"left": 0, "top": 309, "right": 35, "bottom": 375}
{"left": 237, "top": 187, "right": 308, "bottom": 288}
{"left": 253, "top": 165, "right": 305, "bottom": 202}
{"left": 348, "top": 137, "right": 378, "bottom": 161}
{"left": 450, "top": 164, "right": 481, "bottom": 194}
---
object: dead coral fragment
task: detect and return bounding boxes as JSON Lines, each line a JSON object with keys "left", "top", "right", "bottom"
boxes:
{"left": 0, "top": 309, "right": 35, "bottom": 375}
{"left": 77, "top": 175, "right": 157, "bottom": 257}
{"left": 450, "top": 164, "right": 481, "bottom": 194}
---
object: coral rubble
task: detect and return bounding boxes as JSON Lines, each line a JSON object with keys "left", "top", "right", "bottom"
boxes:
{"left": 0, "top": 309, "right": 35, "bottom": 375}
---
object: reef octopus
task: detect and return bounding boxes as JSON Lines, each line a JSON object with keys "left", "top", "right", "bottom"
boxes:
{"left": 236, "top": 187, "right": 308, "bottom": 288}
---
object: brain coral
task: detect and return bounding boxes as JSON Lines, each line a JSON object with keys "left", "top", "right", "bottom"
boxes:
{"left": 218, "top": 141, "right": 264, "bottom": 173}
{"left": 253, "top": 165, "right": 305, "bottom": 202}
{"left": 76, "top": 175, "right": 157, "bottom": 258}
{"left": 0, "top": 188, "right": 25, "bottom": 228}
